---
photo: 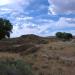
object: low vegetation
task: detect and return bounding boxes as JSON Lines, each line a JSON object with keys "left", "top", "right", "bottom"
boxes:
{"left": 0, "top": 58, "right": 33, "bottom": 75}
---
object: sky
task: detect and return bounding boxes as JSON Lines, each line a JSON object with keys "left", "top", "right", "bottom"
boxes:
{"left": 0, "top": 0, "right": 75, "bottom": 37}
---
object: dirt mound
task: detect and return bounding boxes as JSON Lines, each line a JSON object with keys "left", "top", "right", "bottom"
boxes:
{"left": 0, "top": 34, "right": 44, "bottom": 53}
{"left": 17, "top": 34, "right": 49, "bottom": 44}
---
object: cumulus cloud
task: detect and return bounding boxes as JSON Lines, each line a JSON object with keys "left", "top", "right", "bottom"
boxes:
{"left": 65, "top": 18, "right": 75, "bottom": 23}
{"left": 41, "top": 17, "right": 75, "bottom": 36}
{"left": 11, "top": 17, "right": 75, "bottom": 37}
{"left": 48, "top": 0, "right": 75, "bottom": 15}
{"left": 0, "top": 0, "right": 33, "bottom": 15}
{"left": 0, "top": 0, "right": 35, "bottom": 37}
{"left": 11, "top": 22, "right": 40, "bottom": 37}
{"left": 0, "top": 0, "right": 34, "bottom": 26}
{"left": 0, "top": 0, "right": 33, "bottom": 6}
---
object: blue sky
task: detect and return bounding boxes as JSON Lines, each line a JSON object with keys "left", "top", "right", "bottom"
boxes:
{"left": 0, "top": 0, "right": 75, "bottom": 37}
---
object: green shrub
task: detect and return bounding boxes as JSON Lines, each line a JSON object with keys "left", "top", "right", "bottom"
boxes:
{"left": 0, "top": 58, "right": 33, "bottom": 75}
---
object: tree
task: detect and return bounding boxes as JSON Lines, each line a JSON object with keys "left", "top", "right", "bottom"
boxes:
{"left": 63, "top": 33, "right": 72, "bottom": 40}
{"left": 56, "top": 32, "right": 73, "bottom": 40}
{"left": 56, "top": 32, "right": 62, "bottom": 39}
{"left": 0, "top": 18, "right": 13, "bottom": 39}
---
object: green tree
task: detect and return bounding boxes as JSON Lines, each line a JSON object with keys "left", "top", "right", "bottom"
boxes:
{"left": 0, "top": 18, "right": 13, "bottom": 39}
{"left": 56, "top": 32, "right": 73, "bottom": 40}
{"left": 56, "top": 32, "right": 62, "bottom": 39}
{"left": 63, "top": 33, "right": 73, "bottom": 40}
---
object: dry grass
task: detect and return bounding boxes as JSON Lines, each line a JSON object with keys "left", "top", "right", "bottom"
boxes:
{"left": 0, "top": 35, "right": 75, "bottom": 75}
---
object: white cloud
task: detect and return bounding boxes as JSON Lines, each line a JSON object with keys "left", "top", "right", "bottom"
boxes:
{"left": 55, "top": 17, "right": 75, "bottom": 28}
{"left": 0, "top": 0, "right": 33, "bottom": 16}
{"left": 48, "top": 0, "right": 75, "bottom": 15}
{"left": 0, "top": 0, "right": 33, "bottom": 6}
{"left": 11, "top": 23, "right": 39, "bottom": 37}
{"left": 16, "top": 16, "right": 33, "bottom": 21}
{"left": 0, "top": 0, "right": 75, "bottom": 37}
{"left": 0, "top": 0, "right": 12, "bottom": 6}
{"left": 39, "top": 17, "right": 75, "bottom": 36}
{"left": 11, "top": 17, "right": 75, "bottom": 37}
{"left": 65, "top": 18, "right": 75, "bottom": 23}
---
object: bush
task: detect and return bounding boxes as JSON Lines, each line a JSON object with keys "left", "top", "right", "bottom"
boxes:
{"left": 0, "top": 58, "right": 33, "bottom": 75}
